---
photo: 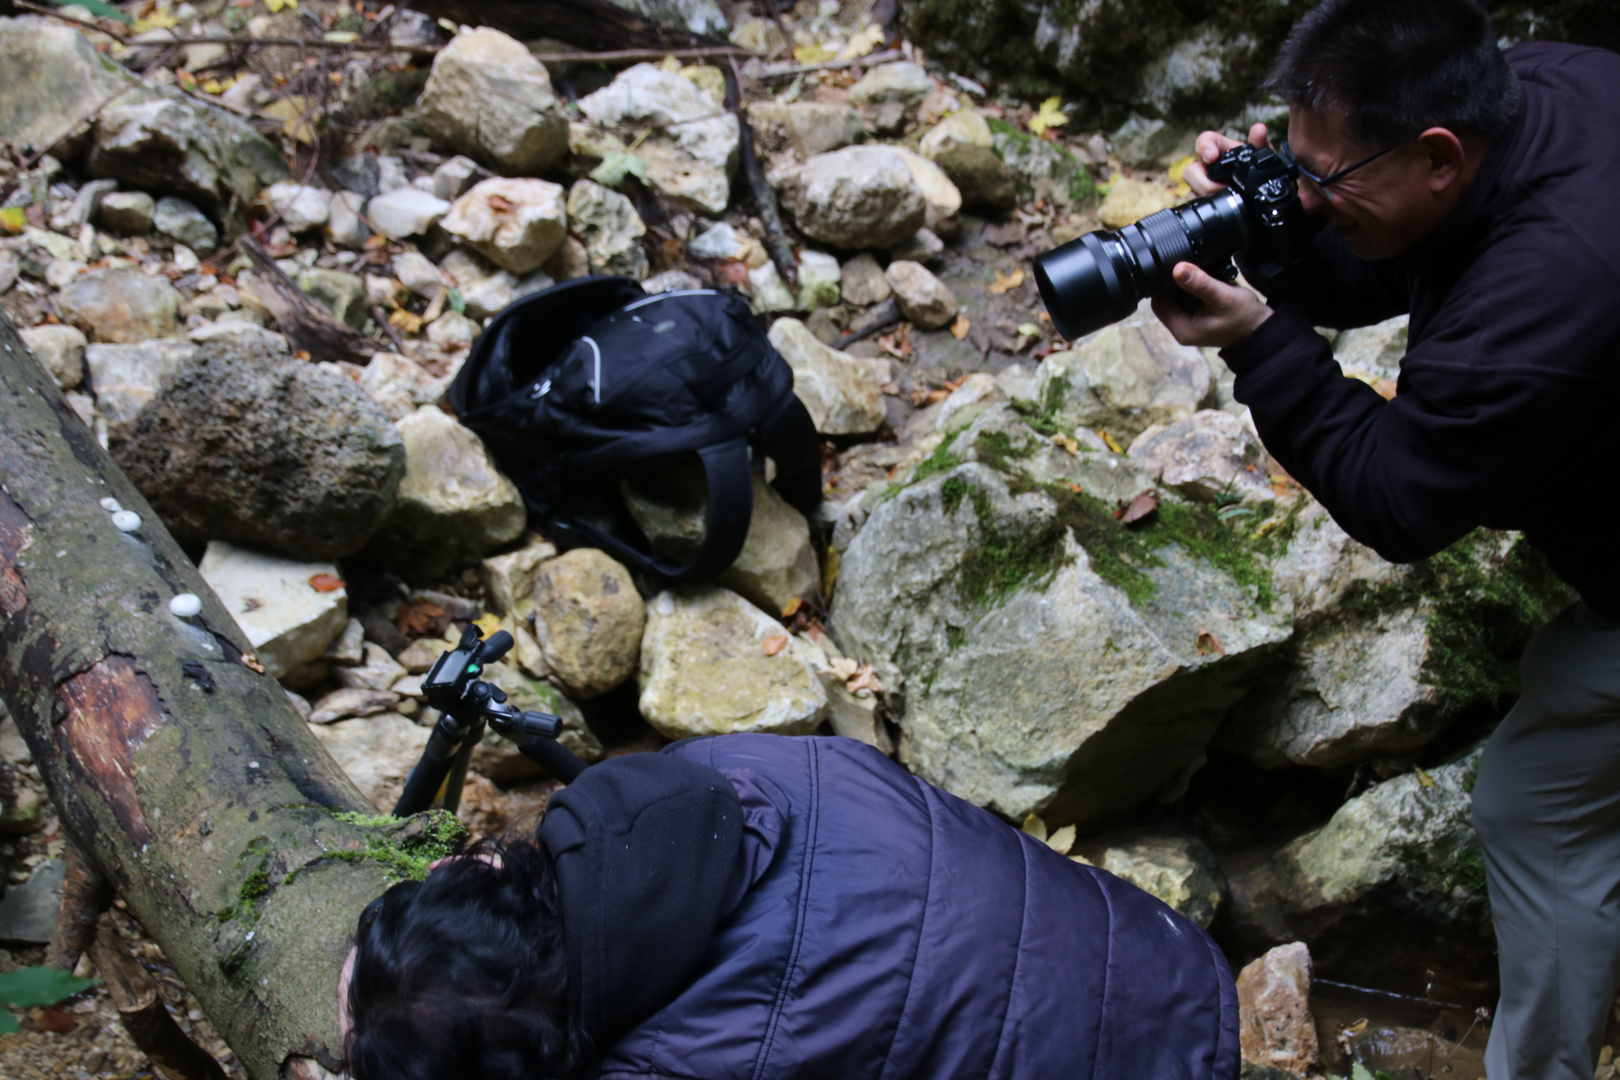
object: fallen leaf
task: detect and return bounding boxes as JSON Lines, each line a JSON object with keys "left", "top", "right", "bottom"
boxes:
{"left": 1021, "top": 813, "right": 1048, "bottom": 842}
{"left": 259, "top": 97, "right": 315, "bottom": 145}
{"left": 1414, "top": 765, "right": 1436, "bottom": 788}
{"left": 1167, "top": 154, "right": 1197, "bottom": 185}
{"left": 825, "top": 656, "right": 858, "bottom": 681}
{"left": 589, "top": 150, "right": 650, "bottom": 189}
{"left": 949, "top": 314, "right": 971, "bottom": 340}
{"left": 1098, "top": 429, "right": 1124, "bottom": 454}
{"left": 472, "top": 613, "right": 503, "bottom": 638}
{"left": 792, "top": 41, "right": 837, "bottom": 65}
{"left": 175, "top": 68, "right": 198, "bottom": 92}
{"left": 264, "top": 0, "right": 298, "bottom": 11}
{"left": 323, "top": 29, "right": 359, "bottom": 43}
{"left": 838, "top": 22, "right": 886, "bottom": 60}
{"left": 34, "top": 1007, "right": 76, "bottom": 1033}
{"left": 293, "top": 349, "right": 311, "bottom": 361}
{"left": 487, "top": 194, "right": 516, "bottom": 213}
{"left": 1195, "top": 630, "right": 1225, "bottom": 657}
{"left": 1051, "top": 432, "right": 1080, "bottom": 456}
{"left": 1027, "top": 96, "right": 1068, "bottom": 136}
{"left": 1372, "top": 377, "right": 1398, "bottom": 400}
{"left": 0, "top": 207, "right": 24, "bottom": 235}
{"left": 878, "top": 323, "right": 913, "bottom": 359}
{"left": 241, "top": 652, "right": 266, "bottom": 674}
{"left": 1119, "top": 489, "right": 1159, "bottom": 525}
{"left": 781, "top": 597, "right": 805, "bottom": 619}
{"left": 388, "top": 308, "right": 424, "bottom": 335}
{"left": 713, "top": 259, "right": 750, "bottom": 287}
{"left": 200, "top": 77, "right": 227, "bottom": 94}
{"left": 763, "top": 634, "right": 789, "bottom": 657}
{"left": 1064, "top": 482, "right": 1083, "bottom": 494}
{"left": 308, "top": 573, "right": 345, "bottom": 593}
{"left": 1046, "top": 825, "right": 1076, "bottom": 854}
{"left": 396, "top": 598, "right": 448, "bottom": 637}
{"left": 987, "top": 267, "right": 1025, "bottom": 294}
{"left": 847, "top": 662, "right": 883, "bottom": 695}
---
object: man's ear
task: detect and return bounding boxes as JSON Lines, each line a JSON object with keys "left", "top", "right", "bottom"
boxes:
{"left": 1417, "top": 126, "right": 1469, "bottom": 193}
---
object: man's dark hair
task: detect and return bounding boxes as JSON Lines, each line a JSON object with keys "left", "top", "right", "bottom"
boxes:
{"left": 1265, "top": 0, "right": 1521, "bottom": 146}
{"left": 346, "top": 837, "right": 590, "bottom": 1080}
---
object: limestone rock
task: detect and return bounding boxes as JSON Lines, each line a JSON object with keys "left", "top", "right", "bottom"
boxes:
{"left": 323, "top": 617, "right": 366, "bottom": 666}
{"left": 56, "top": 267, "right": 182, "bottom": 343}
{"left": 839, "top": 252, "right": 891, "bottom": 306}
{"left": 416, "top": 27, "right": 569, "bottom": 175}
{"left": 991, "top": 126, "right": 1092, "bottom": 210}
{"left": 426, "top": 310, "right": 480, "bottom": 350}
{"left": 1236, "top": 943, "right": 1319, "bottom": 1077}
{"left": 848, "top": 62, "right": 935, "bottom": 107}
{"left": 767, "top": 317, "right": 885, "bottom": 435}
{"left": 609, "top": 0, "right": 728, "bottom": 37}
{"left": 1098, "top": 829, "right": 1228, "bottom": 929}
{"left": 392, "top": 250, "right": 447, "bottom": 299}
{"left": 776, "top": 145, "right": 927, "bottom": 250}
{"left": 309, "top": 687, "right": 401, "bottom": 725}
{"left": 440, "top": 178, "right": 567, "bottom": 274}
{"left": 530, "top": 549, "right": 645, "bottom": 699}
{"left": 97, "top": 191, "right": 156, "bottom": 235}
{"left": 297, "top": 267, "right": 369, "bottom": 329}
{"left": 308, "top": 712, "right": 429, "bottom": 810}
{"left": 20, "top": 323, "right": 87, "bottom": 389}
{"left": 432, "top": 155, "right": 480, "bottom": 202}
{"left": 366, "top": 188, "right": 449, "bottom": 240}
{"left": 84, "top": 338, "right": 197, "bottom": 424}
{"left": 1128, "top": 410, "right": 1270, "bottom": 504}
{"left": 566, "top": 180, "right": 648, "bottom": 280}
{"left": 715, "top": 472, "right": 821, "bottom": 616}
{"left": 199, "top": 541, "right": 349, "bottom": 679}
{"left": 365, "top": 406, "right": 527, "bottom": 581}
{"left": 642, "top": 268, "right": 704, "bottom": 293}
{"left": 1098, "top": 177, "right": 1179, "bottom": 229}
{"left": 326, "top": 190, "right": 371, "bottom": 249}
{"left": 745, "top": 251, "right": 841, "bottom": 314}
{"left": 888, "top": 227, "right": 944, "bottom": 264}
{"left": 0, "top": 17, "right": 127, "bottom": 155}
{"left": 262, "top": 182, "right": 330, "bottom": 233}
{"left": 885, "top": 259, "right": 958, "bottom": 330}
{"left": 358, "top": 351, "right": 447, "bottom": 422}
{"left": 935, "top": 371, "right": 1005, "bottom": 432}
{"left": 334, "top": 642, "right": 408, "bottom": 692}
{"left": 748, "top": 101, "right": 864, "bottom": 159}
{"left": 638, "top": 586, "right": 826, "bottom": 738}
{"left": 832, "top": 410, "right": 1290, "bottom": 827}
{"left": 440, "top": 247, "right": 553, "bottom": 320}
{"left": 481, "top": 533, "right": 558, "bottom": 619}
{"left": 109, "top": 342, "right": 404, "bottom": 559}
{"left": 893, "top": 148, "right": 963, "bottom": 238}
{"left": 921, "top": 110, "right": 1015, "bottom": 212}
{"left": 1334, "top": 314, "right": 1407, "bottom": 380}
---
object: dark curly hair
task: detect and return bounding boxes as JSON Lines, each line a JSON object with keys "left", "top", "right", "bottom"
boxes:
{"left": 345, "top": 837, "right": 590, "bottom": 1080}
{"left": 1265, "top": 0, "right": 1522, "bottom": 146}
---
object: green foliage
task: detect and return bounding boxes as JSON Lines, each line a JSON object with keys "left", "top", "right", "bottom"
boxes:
{"left": 0, "top": 966, "right": 98, "bottom": 1032}
{"left": 910, "top": 439, "right": 965, "bottom": 486}
{"left": 49, "top": 0, "right": 131, "bottom": 24}
{"left": 590, "top": 151, "right": 651, "bottom": 189}
{"left": 1151, "top": 502, "right": 1278, "bottom": 611}
{"left": 447, "top": 288, "right": 466, "bottom": 317}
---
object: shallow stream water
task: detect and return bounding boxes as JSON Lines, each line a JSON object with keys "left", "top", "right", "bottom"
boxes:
{"left": 1312, "top": 979, "right": 1491, "bottom": 1080}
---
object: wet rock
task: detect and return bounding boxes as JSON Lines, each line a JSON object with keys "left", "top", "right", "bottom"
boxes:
{"left": 308, "top": 712, "right": 429, "bottom": 810}
{"left": 991, "top": 125, "right": 1092, "bottom": 211}
{"left": 840, "top": 252, "right": 891, "bottom": 306}
{"left": 309, "top": 687, "right": 401, "bottom": 725}
{"left": 714, "top": 472, "right": 821, "bottom": 616}
{"left": 109, "top": 342, "right": 405, "bottom": 558}
{"left": 1128, "top": 409, "right": 1270, "bottom": 504}
{"left": 297, "top": 267, "right": 369, "bottom": 329}
{"left": 1097, "top": 828, "right": 1227, "bottom": 929}
{"left": 365, "top": 406, "right": 527, "bottom": 581}
{"left": 885, "top": 259, "right": 958, "bottom": 330}
{"left": 894, "top": 148, "right": 963, "bottom": 237}
{"left": 440, "top": 247, "right": 552, "bottom": 320}
{"left": 440, "top": 177, "right": 567, "bottom": 274}
{"left": 531, "top": 548, "right": 645, "bottom": 699}
{"left": 1098, "top": 177, "right": 1179, "bottom": 229}
{"left": 638, "top": 586, "right": 826, "bottom": 738}
{"left": 417, "top": 27, "right": 569, "bottom": 175}
{"left": 20, "top": 323, "right": 87, "bottom": 389}
{"left": 367, "top": 188, "right": 450, "bottom": 240}
{"left": 56, "top": 267, "right": 182, "bottom": 343}
{"left": 84, "top": 338, "right": 196, "bottom": 424}
{"left": 472, "top": 663, "right": 603, "bottom": 780}
{"left": 0, "top": 858, "right": 65, "bottom": 944}
{"left": 848, "top": 61, "right": 935, "bottom": 107}
{"left": 767, "top": 317, "right": 885, "bottom": 435}
{"left": 832, "top": 411, "right": 1289, "bottom": 827}
{"left": 334, "top": 642, "right": 408, "bottom": 692}
{"left": 1036, "top": 301, "right": 1211, "bottom": 439}
{"left": 1236, "top": 942, "right": 1319, "bottom": 1077}
{"left": 776, "top": 145, "right": 927, "bottom": 250}
{"left": 566, "top": 180, "right": 648, "bottom": 280}
{"left": 358, "top": 351, "right": 447, "bottom": 422}
{"left": 747, "top": 101, "right": 864, "bottom": 159}
{"left": 262, "top": 181, "right": 330, "bottom": 234}
{"left": 481, "top": 532, "right": 558, "bottom": 619}
{"left": 1111, "top": 113, "right": 1199, "bottom": 169}
{"left": 578, "top": 63, "right": 738, "bottom": 215}
{"left": 198, "top": 541, "right": 349, "bottom": 679}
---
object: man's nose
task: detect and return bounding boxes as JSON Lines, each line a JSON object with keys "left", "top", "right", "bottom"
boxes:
{"left": 1298, "top": 182, "right": 1332, "bottom": 215}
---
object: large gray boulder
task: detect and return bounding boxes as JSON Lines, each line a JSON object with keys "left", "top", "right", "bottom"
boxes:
{"left": 416, "top": 28, "right": 570, "bottom": 175}
{"left": 833, "top": 405, "right": 1292, "bottom": 827}
{"left": 108, "top": 338, "right": 405, "bottom": 559}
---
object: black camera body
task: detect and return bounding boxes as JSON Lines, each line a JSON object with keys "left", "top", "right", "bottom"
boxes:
{"left": 1034, "top": 145, "right": 1313, "bottom": 341}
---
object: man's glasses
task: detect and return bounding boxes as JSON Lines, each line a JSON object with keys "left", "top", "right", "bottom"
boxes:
{"left": 1278, "top": 137, "right": 1405, "bottom": 201}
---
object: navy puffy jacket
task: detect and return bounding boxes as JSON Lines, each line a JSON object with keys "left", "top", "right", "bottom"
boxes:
{"left": 539, "top": 734, "right": 1239, "bottom": 1080}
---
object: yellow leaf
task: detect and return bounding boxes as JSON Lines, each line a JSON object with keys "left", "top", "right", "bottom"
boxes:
{"left": 1051, "top": 432, "right": 1080, "bottom": 456}
{"left": 1021, "top": 813, "right": 1048, "bottom": 843}
{"left": 132, "top": 12, "right": 178, "bottom": 31}
{"left": 1414, "top": 765, "right": 1436, "bottom": 789}
{"left": 323, "top": 30, "right": 359, "bottom": 44}
{"left": 176, "top": 68, "right": 198, "bottom": 91}
{"left": 200, "top": 77, "right": 227, "bottom": 94}
{"left": 986, "top": 266, "right": 1024, "bottom": 294}
{"left": 264, "top": 0, "right": 299, "bottom": 12}
{"left": 1028, "top": 96, "right": 1068, "bottom": 136}
{"left": 837, "top": 22, "right": 886, "bottom": 61}
{"left": 472, "top": 613, "right": 503, "bottom": 638}
{"left": 0, "top": 207, "right": 26, "bottom": 235}
{"left": 949, "top": 314, "right": 971, "bottom": 340}
{"left": 1046, "top": 825, "right": 1076, "bottom": 854}
{"left": 792, "top": 41, "right": 837, "bottom": 65}
{"left": 659, "top": 54, "right": 682, "bottom": 72}
{"left": 1016, "top": 322, "right": 1040, "bottom": 339}
{"left": 1098, "top": 429, "right": 1124, "bottom": 454}
{"left": 260, "top": 96, "right": 315, "bottom": 144}
{"left": 1168, "top": 154, "right": 1197, "bottom": 185}
{"left": 437, "top": 18, "right": 460, "bottom": 35}
{"left": 388, "top": 309, "right": 424, "bottom": 335}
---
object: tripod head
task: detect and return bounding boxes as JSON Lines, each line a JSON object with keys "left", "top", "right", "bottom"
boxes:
{"left": 394, "top": 624, "right": 587, "bottom": 818}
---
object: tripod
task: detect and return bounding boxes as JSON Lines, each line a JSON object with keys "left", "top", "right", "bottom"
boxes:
{"left": 393, "top": 624, "right": 588, "bottom": 818}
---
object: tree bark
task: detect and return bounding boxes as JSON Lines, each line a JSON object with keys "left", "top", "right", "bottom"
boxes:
{"left": 0, "top": 312, "right": 462, "bottom": 1080}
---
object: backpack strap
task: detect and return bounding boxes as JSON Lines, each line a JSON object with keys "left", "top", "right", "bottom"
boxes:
{"left": 757, "top": 392, "right": 822, "bottom": 516}
{"left": 552, "top": 438, "right": 755, "bottom": 582}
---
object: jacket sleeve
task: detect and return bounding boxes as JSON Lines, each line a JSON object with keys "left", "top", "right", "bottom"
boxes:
{"left": 1238, "top": 224, "right": 1409, "bottom": 330}
{"left": 1222, "top": 232, "right": 1620, "bottom": 563}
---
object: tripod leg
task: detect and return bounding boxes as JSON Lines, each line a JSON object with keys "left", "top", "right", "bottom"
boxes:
{"left": 440, "top": 719, "right": 484, "bottom": 816}
{"left": 394, "top": 725, "right": 467, "bottom": 818}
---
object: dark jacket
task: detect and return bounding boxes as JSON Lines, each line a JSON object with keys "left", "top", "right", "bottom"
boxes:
{"left": 1224, "top": 43, "right": 1620, "bottom": 616}
{"left": 539, "top": 734, "right": 1239, "bottom": 1080}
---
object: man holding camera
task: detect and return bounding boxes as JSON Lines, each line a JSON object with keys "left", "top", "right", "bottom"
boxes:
{"left": 1152, "top": 1, "right": 1620, "bottom": 1077}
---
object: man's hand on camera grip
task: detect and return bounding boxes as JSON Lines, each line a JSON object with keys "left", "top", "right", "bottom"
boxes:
{"left": 1151, "top": 262, "right": 1273, "bottom": 349}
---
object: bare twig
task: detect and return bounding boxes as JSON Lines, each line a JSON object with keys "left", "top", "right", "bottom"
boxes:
{"left": 836, "top": 299, "right": 903, "bottom": 349}
{"left": 86, "top": 915, "right": 231, "bottom": 1080}
{"left": 756, "top": 48, "right": 904, "bottom": 81}
{"left": 723, "top": 59, "right": 798, "bottom": 287}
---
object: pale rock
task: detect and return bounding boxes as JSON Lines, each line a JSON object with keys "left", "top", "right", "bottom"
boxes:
{"left": 545, "top": 235, "right": 591, "bottom": 281}
{"left": 432, "top": 155, "right": 480, "bottom": 202}
{"left": 416, "top": 28, "right": 569, "bottom": 174}
{"left": 840, "top": 252, "right": 890, "bottom": 306}
{"left": 767, "top": 317, "right": 885, "bottom": 435}
{"left": 396, "top": 638, "right": 445, "bottom": 675}
{"left": 566, "top": 180, "right": 648, "bottom": 280}
{"left": 887, "top": 227, "right": 944, "bottom": 263}
{"left": 481, "top": 532, "right": 559, "bottom": 619}
{"left": 170, "top": 245, "right": 199, "bottom": 273}
{"left": 531, "top": 548, "right": 646, "bottom": 699}
{"left": 440, "top": 177, "right": 567, "bottom": 274}
{"left": 935, "top": 372, "right": 1005, "bottom": 432}
{"left": 689, "top": 222, "right": 748, "bottom": 261}
{"left": 884, "top": 259, "right": 958, "bottom": 330}
{"left": 392, "top": 250, "right": 447, "bottom": 299}
{"left": 20, "top": 323, "right": 87, "bottom": 389}
{"left": 1128, "top": 410, "right": 1270, "bottom": 503}
{"left": 1098, "top": 177, "right": 1179, "bottom": 230}
{"left": 642, "top": 268, "right": 704, "bottom": 293}
{"left": 847, "top": 61, "right": 935, "bottom": 107}
{"left": 745, "top": 251, "right": 840, "bottom": 314}
{"left": 185, "top": 320, "right": 289, "bottom": 355}
{"left": 57, "top": 267, "right": 182, "bottom": 343}
{"left": 334, "top": 641, "right": 408, "bottom": 692}
{"left": 919, "top": 108, "right": 993, "bottom": 157}
{"left": 326, "top": 190, "right": 371, "bottom": 249}
{"left": 638, "top": 586, "right": 826, "bottom": 738}
{"left": 440, "top": 247, "right": 552, "bottom": 320}
{"left": 296, "top": 267, "right": 369, "bottom": 329}
{"left": 920, "top": 109, "right": 1015, "bottom": 212}
{"left": 45, "top": 259, "right": 86, "bottom": 290}
{"left": 84, "top": 338, "right": 196, "bottom": 424}
{"left": 1235, "top": 943, "right": 1320, "bottom": 1076}
{"left": 511, "top": 624, "right": 552, "bottom": 680}
{"left": 323, "top": 617, "right": 366, "bottom": 666}
{"left": 426, "top": 310, "right": 480, "bottom": 350}
{"left": 776, "top": 145, "right": 926, "bottom": 250}
{"left": 366, "top": 406, "right": 527, "bottom": 581}
{"left": 747, "top": 101, "right": 864, "bottom": 159}
{"left": 261, "top": 182, "right": 329, "bottom": 235}
{"left": 53, "top": 178, "right": 117, "bottom": 232}
{"left": 714, "top": 472, "right": 821, "bottom": 616}
{"left": 308, "top": 712, "right": 430, "bottom": 809}
{"left": 994, "top": 362, "right": 1039, "bottom": 403}
{"left": 1333, "top": 314, "right": 1407, "bottom": 379}
{"left": 96, "top": 191, "right": 156, "bottom": 234}
{"left": 609, "top": 0, "right": 728, "bottom": 38}
{"left": 309, "top": 687, "right": 400, "bottom": 725}
{"left": 0, "top": 253, "right": 18, "bottom": 295}
{"left": 893, "top": 148, "right": 962, "bottom": 237}
{"left": 376, "top": 156, "right": 408, "bottom": 194}
{"left": 284, "top": 689, "right": 313, "bottom": 722}
{"left": 1098, "top": 829, "right": 1228, "bottom": 929}
{"left": 359, "top": 351, "right": 446, "bottom": 422}
{"left": 198, "top": 541, "right": 349, "bottom": 679}
{"left": 1110, "top": 114, "right": 1199, "bottom": 169}
{"left": 366, "top": 188, "right": 450, "bottom": 240}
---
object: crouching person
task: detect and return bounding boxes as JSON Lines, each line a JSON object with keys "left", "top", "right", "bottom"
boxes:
{"left": 341, "top": 734, "right": 1239, "bottom": 1079}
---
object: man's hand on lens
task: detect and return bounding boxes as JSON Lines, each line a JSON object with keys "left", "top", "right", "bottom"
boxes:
{"left": 1183, "top": 123, "right": 1273, "bottom": 197}
{"left": 1151, "top": 263, "right": 1273, "bottom": 349}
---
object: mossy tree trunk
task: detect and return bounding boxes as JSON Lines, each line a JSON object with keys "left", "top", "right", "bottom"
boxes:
{"left": 0, "top": 312, "right": 459, "bottom": 1080}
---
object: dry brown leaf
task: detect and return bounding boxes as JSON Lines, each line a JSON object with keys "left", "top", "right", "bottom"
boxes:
{"left": 987, "top": 267, "right": 1025, "bottom": 294}
{"left": 487, "top": 193, "right": 517, "bottom": 213}
{"left": 780, "top": 596, "right": 805, "bottom": 619}
{"left": 396, "top": 597, "right": 448, "bottom": 637}
{"left": 950, "top": 313, "right": 971, "bottom": 340}
{"left": 1118, "top": 489, "right": 1159, "bottom": 525}
{"left": 1195, "top": 630, "right": 1225, "bottom": 657}
{"left": 389, "top": 309, "right": 425, "bottom": 335}
{"left": 308, "top": 573, "right": 345, "bottom": 593}
{"left": 847, "top": 662, "right": 883, "bottom": 695}
{"left": 1064, "top": 482, "right": 1083, "bottom": 494}
{"left": 763, "top": 634, "right": 789, "bottom": 657}
{"left": 241, "top": 652, "right": 266, "bottom": 674}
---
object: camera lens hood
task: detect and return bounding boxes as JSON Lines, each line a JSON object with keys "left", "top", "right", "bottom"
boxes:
{"left": 1034, "top": 232, "right": 1140, "bottom": 341}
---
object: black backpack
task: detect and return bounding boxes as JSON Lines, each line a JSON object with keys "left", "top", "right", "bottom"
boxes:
{"left": 448, "top": 277, "right": 821, "bottom": 581}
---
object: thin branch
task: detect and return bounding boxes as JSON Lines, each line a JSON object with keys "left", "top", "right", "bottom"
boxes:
{"left": 755, "top": 48, "right": 904, "bottom": 81}
{"left": 724, "top": 58, "right": 798, "bottom": 287}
